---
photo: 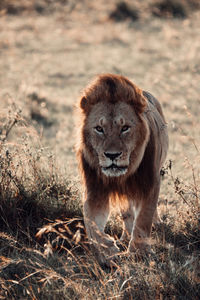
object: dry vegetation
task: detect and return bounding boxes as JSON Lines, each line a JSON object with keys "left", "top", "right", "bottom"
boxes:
{"left": 0, "top": 0, "right": 200, "bottom": 299}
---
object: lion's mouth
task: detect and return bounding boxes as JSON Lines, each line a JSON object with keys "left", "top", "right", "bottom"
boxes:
{"left": 102, "top": 164, "right": 128, "bottom": 176}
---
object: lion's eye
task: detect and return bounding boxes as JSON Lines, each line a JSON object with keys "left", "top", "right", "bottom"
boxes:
{"left": 121, "top": 125, "right": 130, "bottom": 133}
{"left": 95, "top": 126, "right": 104, "bottom": 134}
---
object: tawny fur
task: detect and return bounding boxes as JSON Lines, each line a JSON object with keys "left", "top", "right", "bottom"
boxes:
{"left": 76, "top": 74, "right": 168, "bottom": 264}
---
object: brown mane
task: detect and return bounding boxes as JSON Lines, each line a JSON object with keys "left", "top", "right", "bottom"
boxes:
{"left": 80, "top": 73, "right": 147, "bottom": 115}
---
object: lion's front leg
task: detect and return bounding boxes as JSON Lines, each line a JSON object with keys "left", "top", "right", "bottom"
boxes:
{"left": 128, "top": 204, "right": 154, "bottom": 254}
{"left": 83, "top": 197, "right": 120, "bottom": 264}
{"left": 128, "top": 186, "right": 160, "bottom": 255}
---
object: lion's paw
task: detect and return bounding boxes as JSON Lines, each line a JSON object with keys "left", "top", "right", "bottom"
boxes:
{"left": 91, "top": 235, "right": 120, "bottom": 265}
{"left": 128, "top": 239, "right": 152, "bottom": 260}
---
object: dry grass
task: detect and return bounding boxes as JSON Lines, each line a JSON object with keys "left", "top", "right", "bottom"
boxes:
{"left": 0, "top": 80, "right": 199, "bottom": 300}
{"left": 0, "top": 0, "right": 200, "bottom": 299}
{"left": 0, "top": 118, "right": 199, "bottom": 298}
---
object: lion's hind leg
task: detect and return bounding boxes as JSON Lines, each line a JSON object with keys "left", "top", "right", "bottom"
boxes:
{"left": 120, "top": 200, "right": 134, "bottom": 246}
{"left": 153, "top": 208, "right": 161, "bottom": 225}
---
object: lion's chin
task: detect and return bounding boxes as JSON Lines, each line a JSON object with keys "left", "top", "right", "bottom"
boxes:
{"left": 101, "top": 164, "right": 128, "bottom": 177}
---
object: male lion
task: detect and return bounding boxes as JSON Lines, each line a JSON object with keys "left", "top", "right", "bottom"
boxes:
{"left": 76, "top": 74, "right": 168, "bottom": 264}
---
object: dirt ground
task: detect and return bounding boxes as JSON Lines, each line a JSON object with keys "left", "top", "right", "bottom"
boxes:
{"left": 0, "top": 0, "right": 200, "bottom": 195}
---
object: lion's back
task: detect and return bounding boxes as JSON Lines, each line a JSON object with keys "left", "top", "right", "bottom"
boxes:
{"left": 143, "top": 91, "right": 168, "bottom": 171}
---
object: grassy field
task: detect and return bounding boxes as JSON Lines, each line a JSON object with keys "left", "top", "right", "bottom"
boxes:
{"left": 0, "top": 0, "right": 200, "bottom": 299}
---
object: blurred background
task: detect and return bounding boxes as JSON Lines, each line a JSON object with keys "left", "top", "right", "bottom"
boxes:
{"left": 0, "top": 0, "right": 200, "bottom": 178}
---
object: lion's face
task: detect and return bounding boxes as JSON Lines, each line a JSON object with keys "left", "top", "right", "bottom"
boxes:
{"left": 84, "top": 101, "right": 146, "bottom": 177}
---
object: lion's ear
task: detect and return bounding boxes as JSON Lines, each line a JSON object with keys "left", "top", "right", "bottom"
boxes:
{"left": 133, "top": 87, "right": 147, "bottom": 114}
{"left": 80, "top": 96, "right": 88, "bottom": 111}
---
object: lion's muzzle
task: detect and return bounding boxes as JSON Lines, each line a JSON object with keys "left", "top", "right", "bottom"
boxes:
{"left": 100, "top": 151, "right": 129, "bottom": 177}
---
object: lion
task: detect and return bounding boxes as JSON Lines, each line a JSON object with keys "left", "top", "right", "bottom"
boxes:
{"left": 76, "top": 74, "right": 168, "bottom": 264}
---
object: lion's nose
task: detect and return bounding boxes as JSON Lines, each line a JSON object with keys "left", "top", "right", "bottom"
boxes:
{"left": 104, "top": 152, "right": 122, "bottom": 160}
